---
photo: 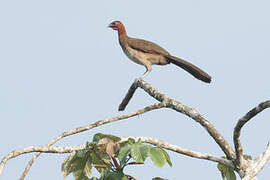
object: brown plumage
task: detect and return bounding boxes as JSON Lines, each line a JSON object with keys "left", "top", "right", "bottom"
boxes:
{"left": 108, "top": 20, "right": 212, "bottom": 83}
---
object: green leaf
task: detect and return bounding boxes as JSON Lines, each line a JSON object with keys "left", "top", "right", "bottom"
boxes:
{"left": 73, "top": 156, "right": 92, "bottom": 180}
{"left": 62, "top": 150, "right": 92, "bottom": 180}
{"left": 72, "top": 158, "right": 92, "bottom": 179}
{"left": 139, "top": 144, "right": 149, "bottom": 162}
{"left": 149, "top": 147, "right": 166, "bottom": 168}
{"left": 91, "top": 150, "right": 112, "bottom": 173}
{"left": 127, "top": 138, "right": 136, "bottom": 144}
{"left": 93, "top": 133, "right": 121, "bottom": 143}
{"left": 90, "top": 177, "right": 99, "bottom": 180}
{"left": 118, "top": 144, "right": 131, "bottom": 165}
{"left": 77, "top": 149, "right": 88, "bottom": 158}
{"left": 217, "top": 162, "right": 236, "bottom": 180}
{"left": 121, "top": 141, "right": 149, "bottom": 164}
{"left": 62, "top": 151, "right": 77, "bottom": 178}
{"left": 102, "top": 171, "right": 128, "bottom": 180}
{"left": 121, "top": 176, "right": 129, "bottom": 180}
{"left": 157, "top": 147, "right": 172, "bottom": 167}
{"left": 130, "top": 144, "right": 144, "bottom": 162}
{"left": 243, "top": 154, "right": 252, "bottom": 160}
{"left": 73, "top": 173, "right": 89, "bottom": 180}
{"left": 152, "top": 177, "right": 169, "bottom": 180}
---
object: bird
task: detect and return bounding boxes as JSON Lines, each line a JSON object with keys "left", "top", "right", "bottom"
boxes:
{"left": 108, "top": 20, "right": 212, "bottom": 83}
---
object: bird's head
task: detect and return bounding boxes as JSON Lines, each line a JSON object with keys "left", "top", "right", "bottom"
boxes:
{"left": 108, "top": 21, "right": 124, "bottom": 31}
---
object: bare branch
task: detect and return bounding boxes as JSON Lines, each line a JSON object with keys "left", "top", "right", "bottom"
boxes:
{"left": 243, "top": 142, "right": 270, "bottom": 180}
{"left": 0, "top": 145, "right": 83, "bottom": 174}
{"left": 120, "top": 78, "right": 236, "bottom": 160}
{"left": 233, "top": 100, "right": 270, "bottom": 169}
{"left": 121, "top": 137, "right": 234, "bottom": 168}
{"left": 17, "top": 103, "right": 165, "bottom": 180}
{"left": 119, "top": 80, "right": 138, "bottom": 111}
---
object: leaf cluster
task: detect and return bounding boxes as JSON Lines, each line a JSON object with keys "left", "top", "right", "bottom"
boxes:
{"left": 62, "top": 133, "right": 172, "bottom": 180}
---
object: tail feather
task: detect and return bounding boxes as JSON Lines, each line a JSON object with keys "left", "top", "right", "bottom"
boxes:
{"left": 167, "top": 55, "right": 212, "bottom": 83}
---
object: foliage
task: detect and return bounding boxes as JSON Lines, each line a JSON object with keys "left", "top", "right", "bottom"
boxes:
{"left": 62, "top": 133, "right": 172, "bottom": 180}
{"left": 152, "top": 177, "right": 169, "bottom": 180}
{"left": 217, "top": 155, "right": 252, "bottom": 180}
{"left": 217, "top": 162, "right": 236, "bottom": 180}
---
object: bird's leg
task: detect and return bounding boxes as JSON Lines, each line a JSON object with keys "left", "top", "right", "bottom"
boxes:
{"left": 140, "top": 64, "right": 152, "bottom": 79}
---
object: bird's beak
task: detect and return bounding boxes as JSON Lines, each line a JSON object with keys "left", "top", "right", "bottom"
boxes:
{"left": 108, "top": 22, "right": 118, "bottom": 30}
{"left": 108, "top": 22, "right": 114, "bottom": 28}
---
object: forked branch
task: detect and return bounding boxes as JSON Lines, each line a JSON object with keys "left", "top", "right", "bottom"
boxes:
{"left": 233, "top": 101, "right": 270, "bottom": 169}
{"left": 119, "top": 78, "right": 236, "bottom": 160}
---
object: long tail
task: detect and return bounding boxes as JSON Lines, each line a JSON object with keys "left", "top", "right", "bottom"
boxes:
{"left": 166, "top": 55, "right": 212, "bottom": 83}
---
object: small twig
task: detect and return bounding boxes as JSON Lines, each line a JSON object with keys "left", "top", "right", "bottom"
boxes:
{"left": 0, "top": 145, "right": 83, "bottom": 173}
{"left": 233, "top": 100, "right": 270, "bottom": 169}
{"left": 120, "top": 156, "right": 132, "bottom": 170}
{"left": 127, "top": 162, "right": 144, "bottom": 165}
{"left": 14, "top": 103, "right": 165, "bottom": 180}
{"left": 243, "top": 142, "right": 270, "bottom": 180}
{"left": 119, "top": 80, "right": 138, "bottom": 111}
{"left": 120, "top": 79, "right": 236, "bottom": 160}
{"left": 121, "top": 137, "right": 234, "bottom": 168}
{"left": 125, "top": 156, "right": 132, "bottom": 164}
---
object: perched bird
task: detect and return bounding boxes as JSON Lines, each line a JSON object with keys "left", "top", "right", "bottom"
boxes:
{"left": 108, "top": 20, "right": 211, "bottom": 83}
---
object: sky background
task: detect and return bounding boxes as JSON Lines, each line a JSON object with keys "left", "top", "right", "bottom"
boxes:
{"left": 0, "top": 0, "right": 270, "bottom": 179}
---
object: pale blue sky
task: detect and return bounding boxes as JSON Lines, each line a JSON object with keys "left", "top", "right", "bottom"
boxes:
{"left": 0, "top": 0, "right": 270, "bottom": 179}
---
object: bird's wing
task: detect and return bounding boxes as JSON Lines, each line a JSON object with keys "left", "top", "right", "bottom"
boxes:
{"left": 127, "top": 37, "right": 170, "bottom": 56}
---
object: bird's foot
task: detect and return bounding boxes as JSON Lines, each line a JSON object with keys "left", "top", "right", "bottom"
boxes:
{"left": 135, "top": 77, "right": 143, "bottom": 83}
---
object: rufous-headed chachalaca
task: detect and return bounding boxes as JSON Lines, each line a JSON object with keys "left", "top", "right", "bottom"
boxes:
{"left": 108, "top": 20, "right": 211, "bottom": 83}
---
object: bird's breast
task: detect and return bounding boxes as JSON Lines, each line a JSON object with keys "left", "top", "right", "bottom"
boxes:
{"left": 122, "top": 46, "right": 168, "bottom": 66}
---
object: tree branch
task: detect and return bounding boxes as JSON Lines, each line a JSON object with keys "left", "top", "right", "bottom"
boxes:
{"left": 0, "top": 145, "right": 83, "bottom": 174}
{"left": 122, "top": 136, "right": 234, "bottom": 168}
{"left": 14, "top": 103, "right": 165, "bottom": 180}
{"left": 233, "top": 100, "right": 270, "bottom": 169}
{"left": 243, "top": 142, "right": 270, "bottom": 180}
{"left": 119, "top": 80, "right": 138, "bottom": 111}
{"left": 119, "top": 79, "right": 236, "bottom": 160}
